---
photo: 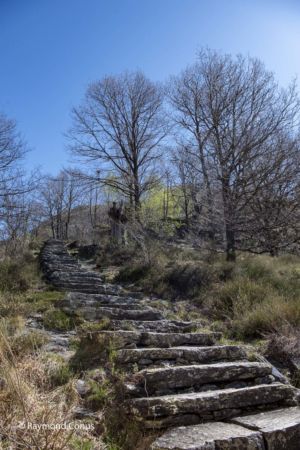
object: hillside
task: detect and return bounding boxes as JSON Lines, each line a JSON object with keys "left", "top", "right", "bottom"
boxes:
{"left": 0, "top": 238, "right": 299, "bottom": 449}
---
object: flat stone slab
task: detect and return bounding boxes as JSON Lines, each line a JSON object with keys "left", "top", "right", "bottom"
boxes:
{"left": 129, "top": 383, "right": 295, "bottom": 420}
{"left": 232, "top": 407, "right": 300, "bottom": 450}
{"left": 96, "top": 331, "right": 221, "bottom": 348}
{"left": 126, "top": 362, "right": 272, "bottom": 396}
{"left": 117, "top": 345, "right": 247, "bottom": 366}
{"left": 150, "top": 421, "right": 265, "bottom": 449}
{"left": 62, "top": 304, "right": 163, "bottom": 321}
{"left": 110, "top": 320, "right": 203, "bottom": 333}
{"left": 64, "top": 291, "right": 141, "bottom": 307}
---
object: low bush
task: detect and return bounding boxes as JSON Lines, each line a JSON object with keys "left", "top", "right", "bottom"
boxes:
{"left": 115, "top": 264, "right": 150, "bottom": 283}
{"left": 207, "top": 254, "right": 300, "bottom": 340}
{"left": 165, "top": 262, "right": 213, "bottom": 297}
{"left": 0, "top": 261, "right": 30, "bottom": 292}
{"left": 70, "top": 333, "right": 117, "bottom": 371}
{"left": 86, "top": 379, "right": 112, "bottom": 409}
{"left": 43, "top": 309, "right": 78, "bottom": 331}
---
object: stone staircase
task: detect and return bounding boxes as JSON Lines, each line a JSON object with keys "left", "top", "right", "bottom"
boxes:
{"left": 40, "top": 239, "right": 300, "bottom": 449}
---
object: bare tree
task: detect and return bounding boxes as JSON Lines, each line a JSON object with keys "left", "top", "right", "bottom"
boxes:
{"left": 243, "top": 133, "right": 300, "bottom": 256}
{"left": 170, "top": 50, "right": 300, "bottom": 260}
{"left": 69, "top": 71, "right": 168, "bottom": 212}
{"left": 39, "top": 171, "right": 81, "bottom": 239}
{"left": 0, "top": 113, "right": 34, "bottom": 253}
{"left": 0, "top": 113, "right": 27, "bottom": 203}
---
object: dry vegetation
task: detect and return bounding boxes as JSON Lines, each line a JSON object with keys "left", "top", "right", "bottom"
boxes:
{"left": 103, "top": 240, "right": 300, "bottom": 375}
{"left": 0, "top": 251, "right": 110, "bottom": 450}
{"left": 0, "top": 238, "right": 299, "bottom": 449}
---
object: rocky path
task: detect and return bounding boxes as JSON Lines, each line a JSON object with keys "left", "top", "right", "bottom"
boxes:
{"left": 40, "top": 239, "right": 300, "bottom": 450}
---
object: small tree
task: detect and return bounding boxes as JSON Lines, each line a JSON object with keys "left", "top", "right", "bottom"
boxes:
{"left": 40, "top": 171, "right": 81, "bottom": 239}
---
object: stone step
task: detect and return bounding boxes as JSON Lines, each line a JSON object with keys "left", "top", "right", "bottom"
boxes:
{"left": 50, "top": 278, "right": 104, "bottom": 286}
{"left": 49, "top": 285, "right": 112, "bottom": 294}
{"left": 109, "top": 319, "right": 203, "bottom": 333}
{"left": 42, "top": 258, "right": 78, "bottom": 264}
{"left": 50, "top": 279, "right": 103, "bottom": 286}
{"left": 116, "top": 345, "right": 247, "bottom": 368}
{"left": 231, "top": 406, "right": 300, "bottom": 450}
{"left": 124, "top": 362, "right": 273, "bottom": 396}
{"left": 64, "top": 306, "right": 163, "bottom": 321}
{"left": 50, "top": 272, "right": 102, "bottom": 280}
{"left": 128, "top": 383, "right": 296, "bottom": 427}
{"left": 66, "top": 291, "right": 148, "bottom": 302}
{"left": 50, "top": 283, "right": 123, "bottom": 296}
{"left": 60, "top": 292, "right": 144, "bottom": 309}
{"left": 97, "top": 330, "right": 221, "bottom": 348}
{"left": 51, "top": 280, "right": 105, "bottom": 287}
{"left": 42, "top": 258, "right": 78, "bottom": 265}
{"left": 150, "top": 421, "right": 265, "bottom": 450}
{"left": 42, "top": 264, "right": 80, "bottom": 271}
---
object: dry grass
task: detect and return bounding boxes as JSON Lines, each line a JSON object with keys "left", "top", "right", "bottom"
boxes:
{"left": 111, "top": 242, "right": 300, "bottom": 342}
{"left": 0, "top": 320, "right": 106, "bottom": 449}
{"left": 207, "top": 254, "right": 300, "bottom": 339}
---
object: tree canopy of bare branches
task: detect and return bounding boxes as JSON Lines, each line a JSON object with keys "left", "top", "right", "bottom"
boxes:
{"left": 39, "top": 171, "right": 82, "bottom": 240}
{"left": 69, "top": 71, "right": 168, "bottom": 211}
{"left": 169, "top": 50, "right": 300, "bottom": 260}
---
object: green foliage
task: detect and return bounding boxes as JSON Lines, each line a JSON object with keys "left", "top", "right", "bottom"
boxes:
{"left": 70, "top": 333, "right": 117, "bottom": 371}
{"left": 0, "top": 289, "right": 64, "bottom": 320}
{"left": 25, "top": 290, "right": 65, "bottom": 312}
{"left": 115, "top": 264, "right": 150, "bottom": 283}
{"left": 79, "top": 318, "right": 111, "bottom": 333}
{"left": 86, "top": 379, "right": 112, "bottom": 409}
{"left": 104, "top": 440, "right": 122, "bottom": 450}
{"left": 43, "top": 309, "right": 77, "bottom": 331}
{"left": 166, "top": 262, "right": 213, "bottom": 297}
{"left": 71, "top": 438, "right": 94, "bottom": 450}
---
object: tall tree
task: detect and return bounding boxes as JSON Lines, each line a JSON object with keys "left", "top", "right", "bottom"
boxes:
{"left": 170, "top": 50, "right": 300, "bottom": 260}
{"left": 243, "top": 132, "right": 300, "bottom": 256}
{"left": 69, "top": 71, "right": 168, "bottom": 211}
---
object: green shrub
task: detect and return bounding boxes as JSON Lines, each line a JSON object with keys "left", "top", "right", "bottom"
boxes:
{"left": 213, "top": 277, "right": 266, "bottom": 317}
{"left": 115, "top": 264, "right": 150, "bottom": 283}
{"left": 233, "top": 296, "right": 300, "bottom": 339}
{"left": 86, "top": 379, "right": 112, "bottom": 409}
{"left": 71, "top": 439, "right": 95, "bottom": 450}
{"left": 24, "top": 290, "right": 64, "bottom": 312}
{"left": 70, "top": 333, "right": 117, "bottom": 371}
{"left": 166, "top": 263, "right": 213, "bottom": 297}
{"left": 43, "top": 309, "right": 77, "bottom": 331}
{"left": 0, "top": 261, "right": 30, "bottom": 292}
{"left": 79, "top": 318, "right": 111, "bottom": 333}
{"left": 238, "top": 259, "right": 273, "bottom": 281}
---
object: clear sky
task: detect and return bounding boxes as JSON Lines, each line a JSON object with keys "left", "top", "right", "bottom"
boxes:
{"left": 1, "top": 0, "right": 300, "bottom": 173}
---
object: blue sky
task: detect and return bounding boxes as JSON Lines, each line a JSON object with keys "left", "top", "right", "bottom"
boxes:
{"left": 1, "top": 0, "right": 300, "bottom": 173}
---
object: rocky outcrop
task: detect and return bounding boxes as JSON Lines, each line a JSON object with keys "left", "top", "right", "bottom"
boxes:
{"left": 40, "top": 239, "right": 300, "bottom": 449}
